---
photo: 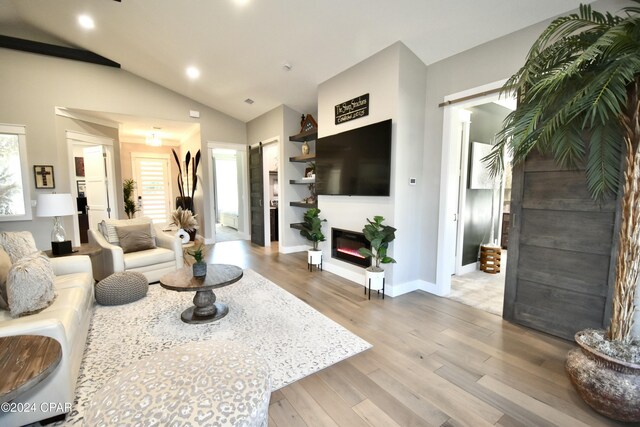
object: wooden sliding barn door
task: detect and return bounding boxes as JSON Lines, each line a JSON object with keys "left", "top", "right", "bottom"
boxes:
{"left": 504, "top": 151, "right": 618, "bottom": 340}
{"left": 249, "top": 144, "right": 265, "bottom": 247}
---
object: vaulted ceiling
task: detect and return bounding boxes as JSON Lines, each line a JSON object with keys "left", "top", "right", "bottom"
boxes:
{"left": 0, "top": 0, "right": 600, "bottom": 123}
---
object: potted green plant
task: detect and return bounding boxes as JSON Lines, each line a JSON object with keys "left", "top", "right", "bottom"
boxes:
{"left": 485, "top": 3, "right": 640, "bottom": 421}
{"left": 186, "top": 244, "right": 206, "bottom": 277}
{"left": 299, "top": 208, "right": 326, "bottom": 269}
{"left": 358, "top": 216, "right": 396, "bottom": 296}
{"left": 122, "top": 179, "right": 139, "bottom": 219}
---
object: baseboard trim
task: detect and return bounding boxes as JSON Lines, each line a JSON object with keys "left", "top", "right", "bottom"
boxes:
{"left": 458, "top": 262, "right": 478, "bottom": 275}
{"left": 323, "top": 262, "right": 364, "bottom": 285}
{"left": 279, "top": 245, "right": 308, "bottom": 254}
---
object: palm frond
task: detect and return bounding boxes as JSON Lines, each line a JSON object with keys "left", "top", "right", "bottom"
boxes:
{"left": 585, "top": 125, "right": 623, "bottom": 199}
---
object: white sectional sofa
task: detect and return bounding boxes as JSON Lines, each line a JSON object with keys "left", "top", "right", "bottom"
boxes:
{"left": 0, "top": 255, "right": 94, "bottom": 427}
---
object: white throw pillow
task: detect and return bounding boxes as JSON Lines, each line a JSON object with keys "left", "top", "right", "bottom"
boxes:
{"left": 7, "top": 252, "right": 56, "bottom": 317}
{"left": 0, "top": 231, "right": 39, "bottom": 263}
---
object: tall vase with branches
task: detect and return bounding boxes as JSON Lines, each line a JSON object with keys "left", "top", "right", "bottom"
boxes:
{"left": 485, "top": 3, "right": 640, "bottom": 421}
{"left": 172, "top": 148, "right": 201, "bottom": 213}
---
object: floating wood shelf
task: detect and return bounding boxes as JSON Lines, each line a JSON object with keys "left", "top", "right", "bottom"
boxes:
{"left": 290, "top": 179, "right": 315, "bottom": 185}
{"left": 290, "top": 201, "right": 317, "bottom": 208}
{"left": 289, "top": 128, "right": 317, "bottom": 142}
{"left": 289, "top": 154, "right": 316, "bottom": 163}
{"left": 290, "top": 223, "right": 304, "bottom": 230}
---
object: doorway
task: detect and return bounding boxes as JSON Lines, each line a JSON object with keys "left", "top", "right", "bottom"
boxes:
{"left": 208, "top": 142, "right": 249, "bottom": 244}
{"left": 66, "top": 131, "right": 117, "bottom": 246}
{"left": 211, "top": 148, "right": 243, "bottom": 242}
{"left": 131, "top": 152, "right": 172, "bottom": 226}
{"left": 437, "top": 81, "right": 515, "bottom": 316}
{"left": 247, "top": 138, "right": 279, "bottom": 247}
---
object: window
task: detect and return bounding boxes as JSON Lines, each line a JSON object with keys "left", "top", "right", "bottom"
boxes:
{"left": 131, "top": 153, "right": 171, "bottom": 224}
{"left": 0, "top": 125, "right": 32, "bottom": 221}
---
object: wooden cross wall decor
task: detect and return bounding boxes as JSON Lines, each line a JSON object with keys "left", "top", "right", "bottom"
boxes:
{"left": 34, "top": 165, "right": 55, "bottom": 189}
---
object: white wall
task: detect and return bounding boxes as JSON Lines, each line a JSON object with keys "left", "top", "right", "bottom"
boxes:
{"left": 422, "top": 20, "right": 546, "bottom": 286}
{"left": 316, "top": 42, "right": 427, "bottom": 294}
{"left": 394, "top": 45, "right": 427, "bottom": 287}
{"left": 0, "top": 47, "right": 245, "bottom": 248}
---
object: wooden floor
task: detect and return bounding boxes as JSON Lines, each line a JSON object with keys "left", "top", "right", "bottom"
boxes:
{"left": 206, "top": 240, "right": 625, "bottom": 427}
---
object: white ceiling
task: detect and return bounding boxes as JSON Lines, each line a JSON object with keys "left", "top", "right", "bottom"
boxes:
{"left": 1, "top": 0, "right": 599, "bottom": 123}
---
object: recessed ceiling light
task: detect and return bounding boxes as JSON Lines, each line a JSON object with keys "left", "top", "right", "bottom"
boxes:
{"left": 186, "top": 66, "right": 200, "bottom": 80}
{"left": 244, "top": 98, "right": 254, "bottom": 105}
{"left": 233, "top": 0, "right": 251, "bottom": 6}
{"left": 78, "top": 14, "right": 95, "bottom": 30}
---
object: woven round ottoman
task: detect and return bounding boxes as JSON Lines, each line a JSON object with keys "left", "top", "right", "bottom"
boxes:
{"left": 95, "top": 272, "right": 148, "bottom": 305}
{"left": 85, "top": 341, "right": 271, "bottom": 426}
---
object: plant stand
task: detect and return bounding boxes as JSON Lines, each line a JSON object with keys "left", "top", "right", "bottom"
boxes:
{"left": 308, "top": 250, "right": 322, "bottom": 272}
{"left": 364, "top": 270, "right": 385, "bottom": 300}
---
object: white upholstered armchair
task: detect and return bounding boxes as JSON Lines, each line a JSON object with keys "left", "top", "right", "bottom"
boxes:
{"left": 88, "top": 218, "right": 184, "bottom": 283}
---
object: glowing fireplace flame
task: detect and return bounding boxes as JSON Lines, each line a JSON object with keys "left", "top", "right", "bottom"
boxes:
{"left": 337, "top": 247, "right": 365, "bottom": 259}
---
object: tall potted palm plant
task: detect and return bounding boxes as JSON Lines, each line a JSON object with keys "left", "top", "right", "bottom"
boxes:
{"left": 485, "top": 3, "right": 640, "bottom": 421}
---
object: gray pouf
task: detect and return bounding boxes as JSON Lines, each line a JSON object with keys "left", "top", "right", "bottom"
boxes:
{"left": 95, "top": 272, "right": 148, "bottom": 305}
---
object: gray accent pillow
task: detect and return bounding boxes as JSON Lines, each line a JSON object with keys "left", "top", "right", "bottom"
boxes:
{"left": 7, "top": 252, "right": 56, "bottom": 318}
{"left": 0, "top": 247, "right": 11, "bottom": 310}
{"left": 115, "top": 223, "right": 157, "bottom": 254}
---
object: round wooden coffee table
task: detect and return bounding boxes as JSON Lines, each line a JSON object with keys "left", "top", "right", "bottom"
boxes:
{"left": 159, "top": 264, "right": 243, "bottom": 324}
{"left": 0, "top": 335, "right": 62, "bottom": 403}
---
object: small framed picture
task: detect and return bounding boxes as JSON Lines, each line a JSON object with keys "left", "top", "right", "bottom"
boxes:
{"left": 34, "top": 165, "right": 55, "bottom": 189}
{"left": 77, "top": 180, "right": 86, "bottom": 197}
{"left": 304, "top": 167, "right": 315, "bottom": 178}
{"left": 74, "top": 157, "right": 85, "bottom": 177}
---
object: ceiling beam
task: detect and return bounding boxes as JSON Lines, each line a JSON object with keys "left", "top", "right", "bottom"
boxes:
{"left": 0, "top": 35, "right": 120, "bottom": 68}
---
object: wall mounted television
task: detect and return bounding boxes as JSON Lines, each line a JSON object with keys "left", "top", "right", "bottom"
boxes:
{"left": 316, "top": 119, "right": 392, "bottom": 196}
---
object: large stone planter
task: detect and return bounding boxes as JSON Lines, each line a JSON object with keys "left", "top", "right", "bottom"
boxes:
{"left": 565, "top": 331, "right": 640, "bottom": 423}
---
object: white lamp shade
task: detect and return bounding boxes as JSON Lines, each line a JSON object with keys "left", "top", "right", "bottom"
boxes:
{"left": 36, "top": 193, "right": 76, "bottom": 217}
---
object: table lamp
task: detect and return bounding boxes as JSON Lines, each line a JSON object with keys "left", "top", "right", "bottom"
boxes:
{"left": 36, "top": 193, "right": 76, "bottom": 255}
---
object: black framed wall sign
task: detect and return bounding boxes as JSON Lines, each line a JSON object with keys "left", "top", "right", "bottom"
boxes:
{"left": 335, "top": 93, "right": 369, "bottom": 124}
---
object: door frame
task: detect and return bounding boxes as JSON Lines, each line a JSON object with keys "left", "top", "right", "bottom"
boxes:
{"left": 436, "top": 79, "right": 508, "bottom": 295}
{"left": 66, "top": 131, "right": 117, "bottom": 246}
{"left": 206, "top": 141, "right": 250, "bottom": 244}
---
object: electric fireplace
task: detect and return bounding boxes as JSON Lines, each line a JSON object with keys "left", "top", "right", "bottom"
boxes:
{"left": 331, "top": 228, "right": 370, "bottom": 268}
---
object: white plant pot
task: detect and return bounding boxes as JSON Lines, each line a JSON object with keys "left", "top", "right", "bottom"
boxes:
{"left": 308, "top": 249, "right": 322, "bottom": 266}
{"left": 365, "top": 269, "right": 385, "bottom": 291}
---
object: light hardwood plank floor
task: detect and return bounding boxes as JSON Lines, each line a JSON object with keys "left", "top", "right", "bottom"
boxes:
{"left": 205, "top": 240, "right": 624, "bottom": 427}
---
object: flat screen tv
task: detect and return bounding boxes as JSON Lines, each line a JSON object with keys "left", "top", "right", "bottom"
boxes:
{"left": 316, "top": 119, "right": 392, "bottom": 196}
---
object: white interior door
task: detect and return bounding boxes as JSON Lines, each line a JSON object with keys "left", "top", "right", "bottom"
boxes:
{"left": 132, "top": 154, "right": 171, "bottom": 224}
{"left": 84, "top": 145, "right": 111, "bottom": 230}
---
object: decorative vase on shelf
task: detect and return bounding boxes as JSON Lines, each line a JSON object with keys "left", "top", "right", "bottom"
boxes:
{"left": 192, "top": 262, "right": 207, "bottom": 278}
{"left": 301, "top": 141, "right": 310, "bottom": 155}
